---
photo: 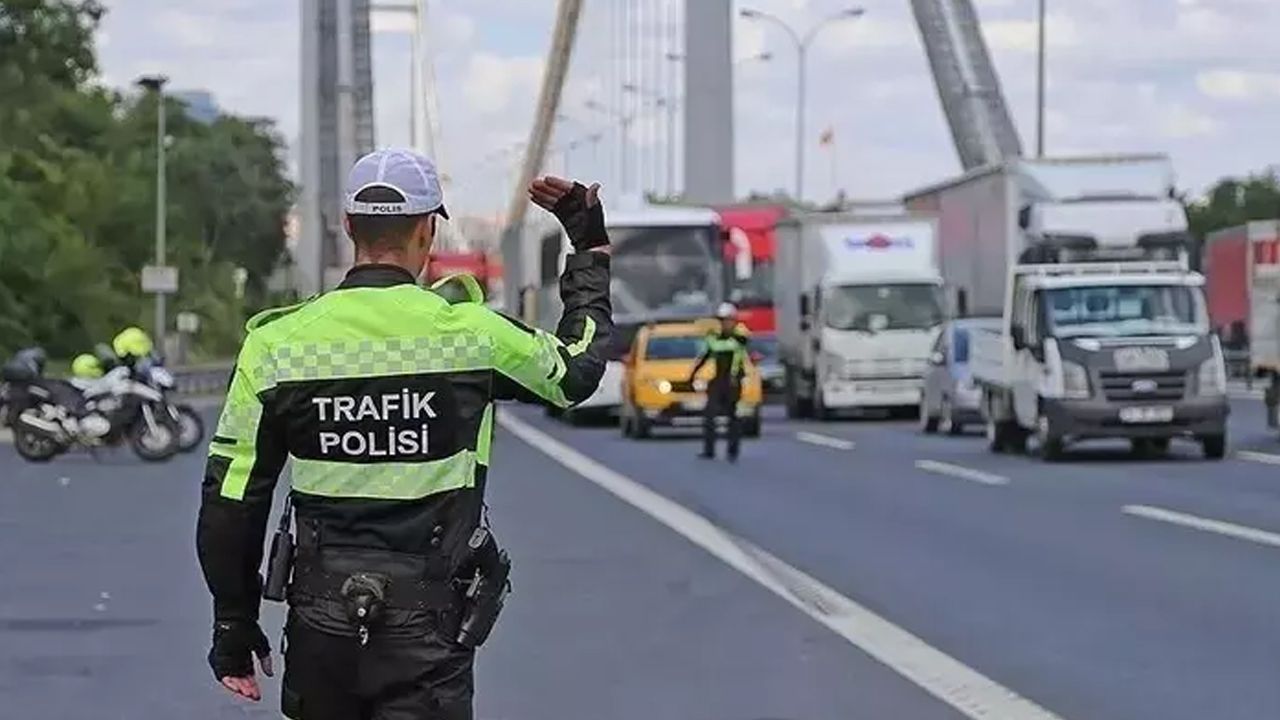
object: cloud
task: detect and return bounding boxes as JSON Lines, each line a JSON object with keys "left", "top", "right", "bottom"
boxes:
{"left": 1197, "top": 70, "right": 1280, "bottom": 101}
{"left": 461, "top": 53, "right": 544, "bottom": 115}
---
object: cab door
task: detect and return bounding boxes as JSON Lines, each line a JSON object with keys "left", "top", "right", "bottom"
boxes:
{"left": 1013, "top": 290, "right": 1046, "bottom": 428}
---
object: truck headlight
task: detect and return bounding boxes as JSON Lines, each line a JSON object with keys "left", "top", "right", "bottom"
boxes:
{"left": 1197, "top": 358, "right": 1226, "bottom": 397}
{"left": 693, "top": 378, "right": 708, "bottom": 392}
{"left": 1062, "top": 360, "right": 1091, "bottom": 399}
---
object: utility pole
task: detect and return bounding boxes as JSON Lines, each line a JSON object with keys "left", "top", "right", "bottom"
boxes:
{"left": 137, "top": 75, "right": 170, "bottom": 353}
{"left": 1036, "top": 0, "right": 1047, "bottom": 157}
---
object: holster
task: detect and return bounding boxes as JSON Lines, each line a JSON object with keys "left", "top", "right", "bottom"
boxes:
{"left": 454, "top": 527, "right": 512, "bottom": 649}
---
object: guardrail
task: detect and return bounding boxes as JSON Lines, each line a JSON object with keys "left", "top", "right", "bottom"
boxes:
{"left": 173, "top": 362, "right": 234, "bottom": 398}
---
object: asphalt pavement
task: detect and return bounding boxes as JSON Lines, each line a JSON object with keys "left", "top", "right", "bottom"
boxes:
{"left": 0, "top": 397, "right": 1278, "bottom": 718}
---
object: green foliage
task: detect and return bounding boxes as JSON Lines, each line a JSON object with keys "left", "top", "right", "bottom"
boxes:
{"left": 1185, "top": 169, "right": 1280, "bottom": 241}
{"left": 0, "top": 0, "right": 294, "bottom": 359}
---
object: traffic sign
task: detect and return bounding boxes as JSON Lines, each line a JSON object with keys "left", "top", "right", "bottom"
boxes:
{"left": 141, "top": 265, "right": 179, "bottom": 294}
{"left": 176, "top": 311, "right": 201, "bottom": 334}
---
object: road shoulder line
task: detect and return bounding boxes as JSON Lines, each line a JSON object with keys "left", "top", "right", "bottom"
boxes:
{"left": 499, "top": 411, "right": 1063, "bottom": 720}
{"left": 1236, "top": 450, "right": 1280, "bottom": 466}
{"left": 915, "top": 460, "right": 1010, "bottom": 486}
{"left": 1123, "top": 504, "right": 1280, "bottom": 550}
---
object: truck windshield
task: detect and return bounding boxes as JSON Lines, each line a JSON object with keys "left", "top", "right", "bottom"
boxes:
{"left": 823, "top": 284, "right": 944, "bottom": 331}
{"left": 1043, "top": 284, "right": 1204, "bottom": 338}
{"left": 644, "top": 336, "right": 704, "bottom": 360}
{"left": 729, "top": 259, "right": 775, "bottom": 309}
{"left": 610, "top": 225, "right": 721, "bottom": 318}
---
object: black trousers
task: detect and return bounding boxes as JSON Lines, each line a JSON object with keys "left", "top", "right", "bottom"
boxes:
{"left": 282, "top": 603, "right": 474, "bottom": 720}
{"left": 702, "top": 382, "right": 741, "bottom": 459}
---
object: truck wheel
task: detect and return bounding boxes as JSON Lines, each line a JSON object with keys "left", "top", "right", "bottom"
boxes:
{"left": 1266, "top": 375, "right": 1280, "bottom": 429}
{"left": 1036, "top": 414, "right": 1065, "bottom": 462}
{"left": 784, "top": 369, "right": 812, "bottom": 419}
{"left": 1200, "top": 433, "right": 1227, "bottom": 460}
{"left": 985, "top": 417, "right": 1006, "bottom": 453}
{"left": 814, "top": 388, "right": 831, "bottom": 422}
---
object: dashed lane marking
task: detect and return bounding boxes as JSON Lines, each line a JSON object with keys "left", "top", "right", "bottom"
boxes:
{"left": 499, "top": 411, "right": 1065, "bottom": 720}
{"left": 1236, "top": 450, "right": 1280, "bottom": 466}
{"left": 1123, "top": 505, "right": 1280, "bottom": 550}
{"left": 794, "top": 431, "right": 855, "bottom": 451}
{"left": 914, "top": 460, "right": 1010, "bottom": 486}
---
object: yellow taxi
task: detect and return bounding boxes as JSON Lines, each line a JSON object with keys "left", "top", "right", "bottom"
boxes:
{"left": 619, "top": 320, "right": 763, "bottom": 439}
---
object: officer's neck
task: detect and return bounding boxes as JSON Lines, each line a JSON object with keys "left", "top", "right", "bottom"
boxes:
{"left": 351, "top": 248, "right": 423, "bottom": 279}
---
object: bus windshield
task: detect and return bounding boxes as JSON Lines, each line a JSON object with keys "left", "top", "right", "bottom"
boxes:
{"left": 610, "top": 225, "right": 721, "bottom": 318}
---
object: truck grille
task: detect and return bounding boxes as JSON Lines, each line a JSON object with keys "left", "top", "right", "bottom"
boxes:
{"left": 1098, "top": 371, "right": 1187, "bottom": 401}
{"left": 843, "top": 358, "right": 927, "bottom": 379}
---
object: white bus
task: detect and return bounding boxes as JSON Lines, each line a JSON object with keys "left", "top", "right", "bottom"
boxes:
{"left": 534, "top": 201, "right": 725, "bottom": 420}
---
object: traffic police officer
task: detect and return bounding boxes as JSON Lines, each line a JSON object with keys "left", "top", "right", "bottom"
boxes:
{"left": 690, "top": 302, "right": 749, "bottom": 462}
{"left": 196, "top": 148, "right": 613, "bottom": 719}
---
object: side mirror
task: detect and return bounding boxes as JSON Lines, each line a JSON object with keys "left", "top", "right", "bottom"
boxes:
{"left": 929, "top": 351, "right": 945, "bottom": 366}
{"left": 1010, "top": 325, "right": 1026, "bottom": 350}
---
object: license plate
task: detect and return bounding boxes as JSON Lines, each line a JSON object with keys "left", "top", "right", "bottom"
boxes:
{"left": 1119, "top": 406, "right": 1174, "bottom": 424}
{"left": 682, "top": 398, "right": 706, "bottom": 412}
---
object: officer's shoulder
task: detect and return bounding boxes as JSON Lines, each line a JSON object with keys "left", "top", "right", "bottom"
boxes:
{"left": 245, "top": 295, "right": 319, "bottom": 334}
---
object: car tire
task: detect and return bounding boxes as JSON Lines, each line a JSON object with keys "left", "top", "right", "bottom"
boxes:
{"left": 1200, "top": 433, "right": 1227, "bottom": 460}
{"left": 744, "top": 413, "right": 762, "bottom": 438}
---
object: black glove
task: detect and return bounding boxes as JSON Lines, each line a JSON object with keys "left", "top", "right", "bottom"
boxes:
{"left": 552, "top": 182, "right": 609, "bottom": 251}
{"left": 208, "top": 620, "right": 271, "bottom": 680}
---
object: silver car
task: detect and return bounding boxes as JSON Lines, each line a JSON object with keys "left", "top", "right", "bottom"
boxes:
{"left": 920, "top": 317, "right": 1000, "bottom": 435}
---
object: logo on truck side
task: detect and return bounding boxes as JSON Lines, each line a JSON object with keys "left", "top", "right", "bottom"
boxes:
{"left": 844, "top": 234, "right": 914, "bottom": 251}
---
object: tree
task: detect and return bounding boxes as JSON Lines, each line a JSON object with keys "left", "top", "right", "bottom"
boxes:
{"left": 0, "top": 0, "right": 295, "bottom": 359}
{"left": 1185, "top": 169, "right": 1280, "bottom": 241}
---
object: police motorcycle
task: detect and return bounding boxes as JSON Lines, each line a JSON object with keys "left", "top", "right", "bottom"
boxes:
{"left": 131, "top": 353, "right": 205, "bottom": 453}
{"left": 2, "top": 348, "right": 181, "bottom": 463}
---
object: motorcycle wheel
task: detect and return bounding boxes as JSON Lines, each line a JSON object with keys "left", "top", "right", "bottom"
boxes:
{"left": 172, "top": 404, "right": 205, "bottom": 453}
{"left": 14, "top": 428, "right": 61, "bottom": 462}
{"left": 130, "top": 417, "right": 178, "bottom": 462}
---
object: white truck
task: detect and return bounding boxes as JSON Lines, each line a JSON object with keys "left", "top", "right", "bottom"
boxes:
{"left": 907, "top": 155, "right": 1228, "bottom": 460}
{"left": 775, "top": 213, "right": 944, "bottom": 419}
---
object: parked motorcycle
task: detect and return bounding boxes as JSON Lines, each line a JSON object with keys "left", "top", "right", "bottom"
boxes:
{"left": 135, "top": 355, "right": 205, "bottom": 453}
{"left": 2, "top": 349, "right": 181, "bottom": 463}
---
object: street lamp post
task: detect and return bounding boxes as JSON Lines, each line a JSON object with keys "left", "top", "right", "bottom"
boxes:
{"left": 137, "top": 75, "right": 169, "bottom": 352}
{"left": 1036, "top": 0, "right": 1047, "bottom": 157}
{"left": 740, "top": 8, "right": 865, "bottom": 203}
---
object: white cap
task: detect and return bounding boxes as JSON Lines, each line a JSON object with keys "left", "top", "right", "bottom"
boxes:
{"left": 716, "top": 302, "right": 737, "bottom": 319}
{"left": 344, "top": 148, "right": 449, "bottom": 218}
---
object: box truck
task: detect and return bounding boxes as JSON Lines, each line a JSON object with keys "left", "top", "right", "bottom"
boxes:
{"left": 908, "top": 155, "right": 1228, "bottom": 460}
{"left": 1204, "top": 220, "right": 1280, "bottom": 428}
{"left": 775, "top": 213, "right": 943, "bottom": 419}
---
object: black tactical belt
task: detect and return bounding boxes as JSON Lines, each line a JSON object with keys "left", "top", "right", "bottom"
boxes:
{"left": 289, "top": 566, "right": 461, "bottom": 610}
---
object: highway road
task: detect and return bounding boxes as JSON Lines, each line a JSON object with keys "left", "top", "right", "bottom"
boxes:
{"left": 1, "top": 396, "right": 1278, "bottom": 719}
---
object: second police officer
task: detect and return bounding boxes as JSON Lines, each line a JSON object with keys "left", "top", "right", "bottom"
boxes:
{"left": 690, "top": 302, "right": 750, "bottom": 462}
{"left": 196, "top": 148, "right": 613, "bottom": 719}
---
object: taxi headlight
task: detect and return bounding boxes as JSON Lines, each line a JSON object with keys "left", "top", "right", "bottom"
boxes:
{"left": 650, "top": 379, "right": 673, "bottom": 394}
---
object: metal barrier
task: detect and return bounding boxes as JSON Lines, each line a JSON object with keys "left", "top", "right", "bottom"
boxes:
{"left": 173, "top": 362, "right": 234, "bottom": 398}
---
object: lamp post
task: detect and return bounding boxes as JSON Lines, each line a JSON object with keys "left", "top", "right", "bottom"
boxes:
{"left": 1036, "top": 0, "right": 1047, "bottom": 157}
{"left": 740, "top": 7, "right": 865, "bottom": 203}
{"left": 136, "top": 74, "right": 169, "bottom": 352}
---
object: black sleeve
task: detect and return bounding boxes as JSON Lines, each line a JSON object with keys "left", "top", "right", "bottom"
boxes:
{"left": 492, "top": 251, "right": 614, "bottom": 407}
{"left": 196, "top": 354, "right": 289, "bottom": 623}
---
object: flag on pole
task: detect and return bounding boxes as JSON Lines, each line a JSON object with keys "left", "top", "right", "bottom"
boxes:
{"left": 818, "top": 127, "right": 836, "bottom": 147}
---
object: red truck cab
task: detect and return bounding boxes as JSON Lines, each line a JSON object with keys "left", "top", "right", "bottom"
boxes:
{"left": 717, "top": 205, "right": 786, "bottom": 334}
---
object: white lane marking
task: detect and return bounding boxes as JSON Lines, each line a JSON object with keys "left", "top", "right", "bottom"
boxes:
{"left": 499, "top": 411, "right": 1064, "bottom": 720}
{"left": 1236, "top": 450, "right": 1280, "bottom": 466}
{"left": 1123, "top": 505, "right": 1280, "bottom": 550}
{"left": 794, "top": 431, "right": 855, "bottom": 451}
{"left": 915, "top": 460, "right": 1010, "bottom": 486}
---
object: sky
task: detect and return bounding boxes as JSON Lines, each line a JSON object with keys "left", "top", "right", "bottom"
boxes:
{"left": 96, "top": 0, "right": 1280, "bottom": 218}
